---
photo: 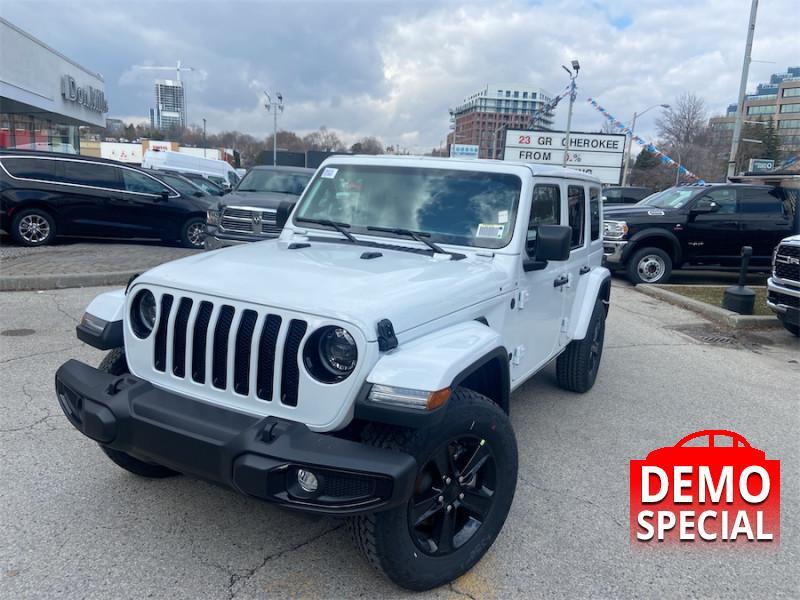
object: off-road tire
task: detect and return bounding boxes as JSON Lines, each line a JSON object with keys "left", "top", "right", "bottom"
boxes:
{"left": 779, "top": 317, "right": 800, "bottom": 337}
{"left": 180, "top": 217, "right": 206, "bottom": 249}
{"left": 347, "top": 387, "right": 518, "bottom": 591}
{"left": 97, "top": 349, "right": 179, "bottom": 478}
{"left": 556, "top": 298, "right": 606, "bottom": 393}
{"left": 11, "top": 208, "right": 56, "bottom": 246}
{"left": 627, "top": 246, "right": 672, "bottom": 285}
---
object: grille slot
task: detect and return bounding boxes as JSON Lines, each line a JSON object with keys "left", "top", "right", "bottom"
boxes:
{"left": 281, "top": 320, "right": 308, "bottom": 406}
{"left": 212, "top": 305, "right": 235, "bottom": 389}
{"left": 233, "top": 310, "right": 258, "bottom": 395}
{"left": 154, "top": 294, "right": 174, "bottom": 372}
{"left": 256, "top": 315, "right": 282, "bottom": 401}
{"left": 191, "top": 301, "right": 214, "bottom": 383}
{"left": 172, "top": 298, "right": 193, "bottom": 377}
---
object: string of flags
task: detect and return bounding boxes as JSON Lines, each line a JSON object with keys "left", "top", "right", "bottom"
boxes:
{"left": 526, "top": 82, "right": 574, "bottom": 126}
{"left": 586, "top": 97, "right": 706, "bottom": 184}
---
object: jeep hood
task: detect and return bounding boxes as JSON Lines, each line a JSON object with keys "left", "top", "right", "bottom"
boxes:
{"left": 139, "top": 241, "right": 511, "bottom": 340}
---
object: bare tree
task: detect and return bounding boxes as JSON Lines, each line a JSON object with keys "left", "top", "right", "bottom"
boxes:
{"left": 599, "top": 120, "right": 617, "bottom": 135}
{"left": 656, "top": 93, "right": 707, "bottom": 148}
{"left": 303, "top": 127, "right": 345, "bottom": 152}
{"left": 265, "top": 130, "right": 306, "bottom": 152}
{"left": 350, "top": 136, "right": 384, "bottom": 155}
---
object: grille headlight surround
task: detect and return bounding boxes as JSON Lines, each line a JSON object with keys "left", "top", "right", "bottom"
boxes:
{"left": 303, "top": 326, "right": 358, "bottom": 383}
{"left": 603, "top": 220, "right": 629, "bottom": 240}
{"left": 130, "top": 289, "right": 157, "bottom": 338}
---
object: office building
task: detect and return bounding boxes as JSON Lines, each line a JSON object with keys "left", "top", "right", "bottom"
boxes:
{"left": 152, "top": 79, "right": 186, "bottom": 130}
{"left": 446, "top": 84, "right": 555, "bottom": 159}
{"left": 0, "top": 17, "right": 108, "bottom": 153}
{"left": 709, "top": 67, "right": 800, "bottom": 156}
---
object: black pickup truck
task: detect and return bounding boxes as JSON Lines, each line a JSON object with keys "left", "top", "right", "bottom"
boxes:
{"left": 603, "top": 183, "right": 798, "bottom": 284}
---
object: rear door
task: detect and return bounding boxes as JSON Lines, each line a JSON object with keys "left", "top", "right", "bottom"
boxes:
{"left": 737, "top": 187, "right": 793, "bottom": 262}
{"left": 119, "top": 168, "right": 178, "bottom": 238}
{"left": 55, "top": 159, "right": 126, "bottom": 236}
{"left": 560, "top": 182, "right": 591, "bottom": 345}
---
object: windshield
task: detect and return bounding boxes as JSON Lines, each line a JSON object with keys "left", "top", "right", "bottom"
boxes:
{"left": 161, "top": 174, "right": 204, "bottom": 196}
{"left": 293, "top": 164, "right": 522, "bottom": 249}
{"left": 186, "top": 175, "right": 223, "bottom": 194}
{"left": 237, "top": 170, "right": 311, "bottom": 194}
{"left": 641, "top": 187, "right": 704, "bottom": 209}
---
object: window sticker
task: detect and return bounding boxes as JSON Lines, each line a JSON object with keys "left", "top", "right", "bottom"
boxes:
{"left": 476, "top": 223, "right": 505, "bottom": 239}
{"left": 321, "top": 167, "right": 338, "bottom": 179}
{"left": 498, "top": 210, "right": 509, "bottom": 224}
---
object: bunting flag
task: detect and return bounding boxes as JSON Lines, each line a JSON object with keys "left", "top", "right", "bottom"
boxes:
{"left": 586, "top": 97, "right": 705, "bottom": 184}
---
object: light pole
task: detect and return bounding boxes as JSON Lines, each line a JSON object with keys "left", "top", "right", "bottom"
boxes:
{"left": 202, "top": 118, "right": 207, "bottom": 158}
{"left": 728, "top": 0, "right": 759, "bottom": 179}
{"left": 264, "top": 91, "right": 284, "bottom": 166}
{"left": 621, "top": 103, "right": 670, "bottom": 187}
{"left": 674, "top": 147, "right": 681, "bottom": 186}
{"left": 561, "top": 59, "right": 580, "bottom": 168}
{"left": 491, "top": 124, "right": 506, "bottom": 160}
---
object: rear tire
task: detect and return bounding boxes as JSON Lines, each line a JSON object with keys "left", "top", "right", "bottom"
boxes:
{"left": 627, "top": 246, "right": 672, "bottom": 285}
{"left": 556, "top": 298, "right": 606, "bottom": 393}
{"left": 348, "top": 388, "right": 518, "bottom": 591}
{"left": 180, "top": 217, "right": 206, "bottom": 249}
{"left": 11, "top": 208, "right": 56, "bottom": 246}
{"left": 96, "top": 349, "right": 179, "bottom": 479}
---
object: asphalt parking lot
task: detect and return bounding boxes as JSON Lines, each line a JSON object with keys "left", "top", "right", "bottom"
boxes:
{"left": 1, "top": 283, "right": 798, "bottom": 599}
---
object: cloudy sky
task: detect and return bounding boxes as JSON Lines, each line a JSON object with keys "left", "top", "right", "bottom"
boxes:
{"left": 4, "top": 0, "right": 798, "bottom": 151}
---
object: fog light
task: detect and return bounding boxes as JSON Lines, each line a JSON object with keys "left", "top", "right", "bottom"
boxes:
{"left": 297, "top": 469, "right": 319, "bottom": 493}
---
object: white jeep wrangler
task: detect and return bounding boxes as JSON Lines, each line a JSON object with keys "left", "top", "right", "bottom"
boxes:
{"left": 56, "top": 156, "right": 610, "bottom": 590}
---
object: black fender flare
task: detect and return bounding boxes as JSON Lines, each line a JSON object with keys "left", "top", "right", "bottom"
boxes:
{"left": 624, "top": 228, "right": 682, "bottom": 265}
{"left": 451, "top": 346, "right": 511, "bottom": 415}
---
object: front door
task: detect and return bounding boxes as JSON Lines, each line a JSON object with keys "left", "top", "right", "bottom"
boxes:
{"left": 684, "top": 187, "right": 744, "bottom": 261}
{"left": 508, "top": 182, "right": 566, "bottom": 383}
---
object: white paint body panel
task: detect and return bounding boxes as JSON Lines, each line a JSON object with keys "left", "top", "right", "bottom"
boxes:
{"left": 85, "top": 289, "right": 126, "bottom": 322}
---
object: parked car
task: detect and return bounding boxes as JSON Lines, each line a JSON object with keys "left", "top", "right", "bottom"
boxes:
{"left": 603, "top": 183, "right": 797, "bottom": 284}
{"left": 602, "top": 185, "right": 653, "bottom": 206}
{"left": 767, "top": 234, "right": 800, "bottom": 336}
{"left": 0, "top": 150, "right": 213, "bottom": 248}
{"left": 141, "top": 150, "right": 240, "bottom": 190}
{"left": 178, "top": 172, "right": 227, "bottom": 196}
{"left": 55, "top": 156, "right": 611, "bottom": 591}
{"left": 204, "top": 165, "right": 314, "bottom": 249}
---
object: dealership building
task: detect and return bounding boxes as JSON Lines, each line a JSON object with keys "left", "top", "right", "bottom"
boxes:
{"left": 0, "top": 17, "right": 108, "bottom": 153}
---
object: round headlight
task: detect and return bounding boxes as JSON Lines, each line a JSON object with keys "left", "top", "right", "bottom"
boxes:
{"left": 130, "top": 289, "right": 157, "bottom": 338}
{"left": 303, "top": 326, "right": 358, "bottom": 383}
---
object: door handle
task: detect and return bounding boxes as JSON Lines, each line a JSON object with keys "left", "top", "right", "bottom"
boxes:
{"left": 579, "top": 266, "right": 591, "bottom": 275}
{"left": 553, "top": 275, "right": 569, "bottom": 288}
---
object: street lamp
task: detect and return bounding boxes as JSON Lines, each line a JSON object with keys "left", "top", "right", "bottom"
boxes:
{"left": 561, "top": 60, "right": 580, "bottom": 168}
{"left": 202, "top": 118, "right": 207, "bottom": 158}
{"left": 264, "top": 91, "right": 284, "bottom": 166}
{"left": 622, "top": 103, "right": 670, "bottom": 186}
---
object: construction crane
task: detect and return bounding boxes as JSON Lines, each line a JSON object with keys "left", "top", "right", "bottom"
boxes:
{"left": 133, "top": 60, "right": 195, "bottom": 82}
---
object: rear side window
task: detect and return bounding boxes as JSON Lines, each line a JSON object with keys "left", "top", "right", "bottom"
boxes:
{"left": 122, "top": 169, "right": 169, "bottom": 195}
{"left": 738, "top": 188, "right": 786, "bottom": 215}
{"left": 567, "top": 185, "right": 585, "bottom": 249}
{"left": 62, "top": 161, "right": 121, "bottom": 189}
{"left": 590, "top": 187, "right": 601, "bottom": 240}
{"left": 1, "top": 157, "right": 58, "bottom": 182}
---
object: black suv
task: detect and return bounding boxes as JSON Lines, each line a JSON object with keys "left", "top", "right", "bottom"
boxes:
{"left": 603, "top": 184, "right": 797, "bottom": 284}
{"left": 602, "top": 185, "right": 653, "bottom": 206}
{"left": 0, "top": 151, "right": 214, "bottom": 248}
{"left": 204, "top": 165, "right": 313, "bottom": 249}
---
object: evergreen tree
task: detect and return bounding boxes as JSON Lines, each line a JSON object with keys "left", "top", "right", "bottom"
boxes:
{"left": 761, "top": 117, "right": 781, "bottom": 163}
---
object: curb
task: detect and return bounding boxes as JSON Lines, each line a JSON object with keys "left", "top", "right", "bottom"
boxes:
{"left": 636, "top": 284, "right": 781, "bottom": 330}
{"left": 0, "top": 270, "right": 138, "bottom": 292}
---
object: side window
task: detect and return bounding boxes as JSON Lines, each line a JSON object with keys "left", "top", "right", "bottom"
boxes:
{"left": 61, "top": 161, "right": 121, "bottom": 189}
{"left": 122, "top": 169, "right": 169, "bottom": 195}
{"left": 697, "top": 188, "right": 737, "bottom": 214}
{"left": 1, "top": 158, "right": 58, "bottom": 181}
{"left": 738, "top": 188, "right": 786, "bottom": 215}
{"left": 526, "top": 184, "right": 560, "bottom": 256}
{"left": 567, "top": 185, "right": 585, "bottom": 249}
{"left": 589, "top": 187, "right": 601, "bottom": 241}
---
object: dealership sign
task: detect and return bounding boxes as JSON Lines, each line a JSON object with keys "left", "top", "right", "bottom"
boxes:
{"left": 60, "top": 75, "right": 108, "bottom": 113}
{"left": 748, "top": 158, "right": 775, "bottom": 173}
{"left": 450, "top": 144, "right": 480, "bottom": 159}
{"left": 504, "top": 130, "right": 625, "bottom": 184}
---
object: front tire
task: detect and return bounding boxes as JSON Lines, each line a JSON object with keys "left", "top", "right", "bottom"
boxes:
{"left": 11, "top": 208, "right": 56, "bottom": 246}
{"left": 556, "top": 298, "right": 606, "bottom": 393}
{"left": 348, "top": 388, "right": 518, "bottom": 591}
{"left": 97, "top": 349, "right": 179, "bottom": 478}
{"left": 180, "top": 217, "right": 206, "bottom": 249}
{"left": 627, "top": 246, "right": 672, "bottom": 284}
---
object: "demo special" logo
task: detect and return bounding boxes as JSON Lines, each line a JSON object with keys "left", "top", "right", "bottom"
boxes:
{"left": 630, "top": 430, "right": 780, "bottom": 544}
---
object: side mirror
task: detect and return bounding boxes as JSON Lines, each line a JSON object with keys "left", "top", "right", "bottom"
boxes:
{"left": 158, "top": 190, "right": 170, "bottom": 202}
{"left": 276, "top": 200, "right": 295, "bottom": 229}
{"left": 523, "top": 224, "right": 572, "bottom": 271}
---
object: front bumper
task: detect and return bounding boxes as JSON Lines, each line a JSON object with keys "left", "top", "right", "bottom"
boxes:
{"left": 767, "top": 277, "right": 800, "bottom": 326}
{"left": 55, "top": 360, "right": 417, "bottom": 515}
{"left": 603, "top": 239, "right": 628, "bottom": 265}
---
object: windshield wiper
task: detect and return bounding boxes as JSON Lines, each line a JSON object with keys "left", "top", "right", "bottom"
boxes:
{"left": 367, "top": 226, "right": 465, "bottom": 260}
{"left": 295, "top": 217, "right": 358, "bottom": 243}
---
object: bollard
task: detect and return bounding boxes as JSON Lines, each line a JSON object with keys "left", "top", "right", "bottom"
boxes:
{"left": 722, "top": 246, "right": 755, "bottom": 315}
